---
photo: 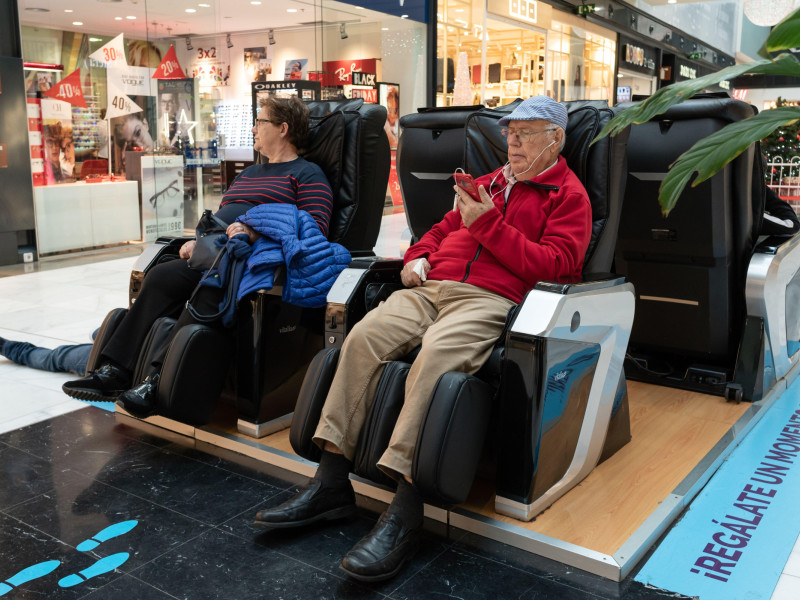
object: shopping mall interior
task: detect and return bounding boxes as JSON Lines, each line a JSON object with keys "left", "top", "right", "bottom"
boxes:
{"left": 2, "top": 0, "right": 800, "bottom": 598}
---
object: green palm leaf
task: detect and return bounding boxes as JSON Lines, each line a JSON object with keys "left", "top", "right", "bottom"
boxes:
{"left": 760, "top": 7, "right": 800, "bottom": 57}
{"left": 593, "top": 53, "right": 800, "bottom": 143}
{"left": 657, "top": 107, "right": 800, "bottom": 215}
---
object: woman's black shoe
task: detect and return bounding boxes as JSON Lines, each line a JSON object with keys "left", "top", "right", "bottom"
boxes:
{"left": 62, "top": 363, "right": 131, "bottom": 402}
{"left": 253, "top": 478, "right": 356, "bottom": 529}
{"left": 340, "top": 511, "right": 421, "bottom": 582}
{"left": 118, "top": 374, "right": 160, "bottom": 418}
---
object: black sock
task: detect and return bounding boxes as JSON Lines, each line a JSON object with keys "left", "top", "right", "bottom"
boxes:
{"left": 314, "top": 450, "right": 353, "bottom": 489}
{"left": 387, "top": 479, "right": 423, "bottom": 529}
{"left": 0, "top": 337, "right": 6, "bottom": 355}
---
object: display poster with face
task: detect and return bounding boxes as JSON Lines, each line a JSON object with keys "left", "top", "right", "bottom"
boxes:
{"left": 379, "top": 83, "right": 400, "bottom": 150}
{"left": 244, "top": 47, "right": 272, "bottom": 82}
{"left": 24, "top": 71, "right": 53, "bottom": 94}
{"left": 378, "top": 83, "right": 402, "bottom": 206}
{"left": 284, "top": 58, "right": 308, "bottom": 80}
{"left": 40, "top": 98, "right": 75, "bottom": 184}
{"left": 157, "top": 79, "right": 196, "bottom": 149}
{"left": 140, "top": 154, "right": 185, "bottom": 241}
{"left": 107, "top": 66, "right": 156, "bottom": 174}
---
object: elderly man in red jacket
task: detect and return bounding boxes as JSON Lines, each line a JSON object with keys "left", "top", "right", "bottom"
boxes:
{"left": 254, "top": 96, "right": 592, "bottom": 582}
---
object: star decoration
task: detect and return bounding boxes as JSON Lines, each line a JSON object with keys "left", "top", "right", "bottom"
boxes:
{"left": 171, "top": 109, "right": 198, "bottom": 145}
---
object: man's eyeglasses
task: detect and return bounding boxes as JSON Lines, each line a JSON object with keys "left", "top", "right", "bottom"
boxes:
{"left": 501, "top": 127, "right": 556, "bottom": 143}
{"left": 254, "top": 118, "right": 281, "bottom": 127}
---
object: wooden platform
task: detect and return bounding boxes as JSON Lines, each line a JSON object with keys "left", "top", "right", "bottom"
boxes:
{"left": 460, "top": 381, "right": 749, "bottom": 554}
{"left": 163, "top": 379, "right": 749, "bottom": 559}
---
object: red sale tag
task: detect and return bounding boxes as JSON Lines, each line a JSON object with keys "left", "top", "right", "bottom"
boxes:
{"left": 42, "top": 69, "right": 87, "bottom": 108}
{"left": 152, "top": 45, "right": 187, "bottom": 79}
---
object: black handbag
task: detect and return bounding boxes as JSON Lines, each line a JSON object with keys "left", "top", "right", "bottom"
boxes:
{"left": 187, "top": 209, "right": 227, "bottom": 271}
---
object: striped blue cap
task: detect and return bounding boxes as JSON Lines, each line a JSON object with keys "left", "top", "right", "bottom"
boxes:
{"left": 498, "top": 95, "right": 568, "bottom": 131}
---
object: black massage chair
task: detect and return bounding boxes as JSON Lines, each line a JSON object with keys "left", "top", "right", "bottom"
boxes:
{"left": 88, "top": 99, "right": 391, "bottom": 435}
{"left": 289, "top": 100, "right": 636, "bottom": 521}
{"left": 614, "top": 95, "right": 800, "bottom": 401}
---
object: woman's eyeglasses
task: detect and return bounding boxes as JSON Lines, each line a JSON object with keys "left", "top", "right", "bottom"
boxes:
{"left": 254, "top": 118, "right": 281, "bottom": 127}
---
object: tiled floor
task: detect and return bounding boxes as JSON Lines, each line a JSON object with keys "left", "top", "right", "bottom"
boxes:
{"left": 0, "top": 213, "right": 795, "bottom": 598}
{"left": 0, "top": 408, "right": 686, "bottom": 599}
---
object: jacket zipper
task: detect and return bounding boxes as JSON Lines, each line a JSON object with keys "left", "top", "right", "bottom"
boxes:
{"left": 462, "top": 179, "right": 511, "bottom": 283}
{"left": 461, "top": 245, "right": 482, "bottom": 282}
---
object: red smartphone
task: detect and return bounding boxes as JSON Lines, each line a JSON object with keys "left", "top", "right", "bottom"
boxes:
{"left": 454, "top": 172, "right": 480, "bottom": 201}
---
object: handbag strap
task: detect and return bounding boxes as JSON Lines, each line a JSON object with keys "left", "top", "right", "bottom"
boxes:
{"left": 185, "top": 245, "right": 230, "bottom": 323}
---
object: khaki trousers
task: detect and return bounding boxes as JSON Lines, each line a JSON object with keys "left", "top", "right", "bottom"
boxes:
{"left": 313, "top": 280, "right": 515, "bottom": 479}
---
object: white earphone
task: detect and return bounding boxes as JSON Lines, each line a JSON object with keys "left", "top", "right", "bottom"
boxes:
{"left": 514, "top": 140, "right": 556, "bottom": 178}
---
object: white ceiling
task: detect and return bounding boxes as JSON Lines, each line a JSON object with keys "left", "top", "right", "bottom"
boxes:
{"left": 18, "top": 0, "right": 390, "bottom": 39}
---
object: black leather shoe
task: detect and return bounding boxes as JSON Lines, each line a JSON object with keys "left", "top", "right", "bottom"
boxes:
{"left": 118, "top": 374, "right": 160, "bottom": 418}
{"left": 62, "top": 363, "right": 131, "bottom": 402}
{"left": 253, "top": 478, "right": 356, "bottom": 529}
{"left": 340, "top": 511, "right": 421, "bottom": 582}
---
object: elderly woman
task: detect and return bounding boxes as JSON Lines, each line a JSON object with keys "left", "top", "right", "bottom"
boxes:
{"left": 63, "top": 96, "right": 334, "bottom": 411}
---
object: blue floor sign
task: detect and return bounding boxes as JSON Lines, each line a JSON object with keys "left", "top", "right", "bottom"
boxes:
{"left": 636, "top": 381, "right": 800, "bottom": 599}
{"left": 0, "top": 520, "right": 138, "bottom": 596}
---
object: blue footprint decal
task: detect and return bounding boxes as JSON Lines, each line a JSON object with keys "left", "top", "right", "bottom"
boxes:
{"left": 0, "top": 560, "right": 60, "bottom": 596}
{"left": 76, "top": 520, "right": 138, "bottom": 552}
{"left": 58, "top": 553, "right": 130, "bottom": 588}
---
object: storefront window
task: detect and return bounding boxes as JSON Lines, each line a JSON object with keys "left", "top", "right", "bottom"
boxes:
{"left": 548, "top": 19, "right": 615, "bottom": 102}
{"left": 18, "top": 0, "right": 426, "bottom": 253}
{"left": 438, "top": 0, "right": 615, "bottom": 107}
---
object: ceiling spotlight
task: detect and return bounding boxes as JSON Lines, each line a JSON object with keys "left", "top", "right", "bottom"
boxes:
{"left": 226, "top": 33, "right": 233, "bottom": 48}
{"left": 268, "top": 29, "right": 275, "bottom": 45}
{"left": 185, "top": 36, "right": 194, "bottom": 51}
{"left": 340, "top": 23, "right": 348, "bottom": 39}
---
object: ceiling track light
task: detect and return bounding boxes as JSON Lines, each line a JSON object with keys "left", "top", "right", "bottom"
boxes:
{"left": 268, "top": 29, "right": 276, "bottom": 45}
{"left": 185, "top": 36, "right": 194, "bottom": 51}
{"left": 340, "top": 23, "right": 348, "bottom": 39}
{"left": 226, "top": 33, "right": 233, "bottom": 48}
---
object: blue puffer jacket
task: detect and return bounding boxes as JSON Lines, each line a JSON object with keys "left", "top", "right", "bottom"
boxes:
{"left": 236, "top": 204, "right": 351, "bottom": 306}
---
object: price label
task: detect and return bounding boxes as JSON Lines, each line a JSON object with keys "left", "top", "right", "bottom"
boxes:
{"left": 111, "top": 95, "right": 131, "bottom": 113}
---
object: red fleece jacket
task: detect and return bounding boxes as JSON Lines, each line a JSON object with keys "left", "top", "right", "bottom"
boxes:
{"left": 403, "top": 156, "right": 592, "bottom": 304}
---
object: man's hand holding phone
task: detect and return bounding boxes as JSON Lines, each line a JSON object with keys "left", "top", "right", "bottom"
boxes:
{"left": 454, "top": 172, "right": 480, "bottom": 201}
{"left": 454, "top": 174, "right": 495, "bottom": 227}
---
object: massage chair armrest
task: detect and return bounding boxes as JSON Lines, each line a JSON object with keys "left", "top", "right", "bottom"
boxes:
{"left": 323, "top": 258, "right": 404, "bottom": 349}
{"left": 349, "top": 256, "right": 404, "bottom": 270}
{"left": 130, "top": 236, "right": 194, "bottom": 304}
{"left": 132, "top": 236, "right": 192, "bottom": 274}
{"left": 251, "top": 265, "right": 285, "bottom": 297}
{"left": 745, "top": 232, "right": 800, "bottom": 383}
{"left": 533, "top": 273, "right": 627, "bottom": 295}
{"left": 495, "top": 279, "right": 635, "bottom": 520}
{"left": 755, "top": 232, "right": 800, "bottom": 255}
